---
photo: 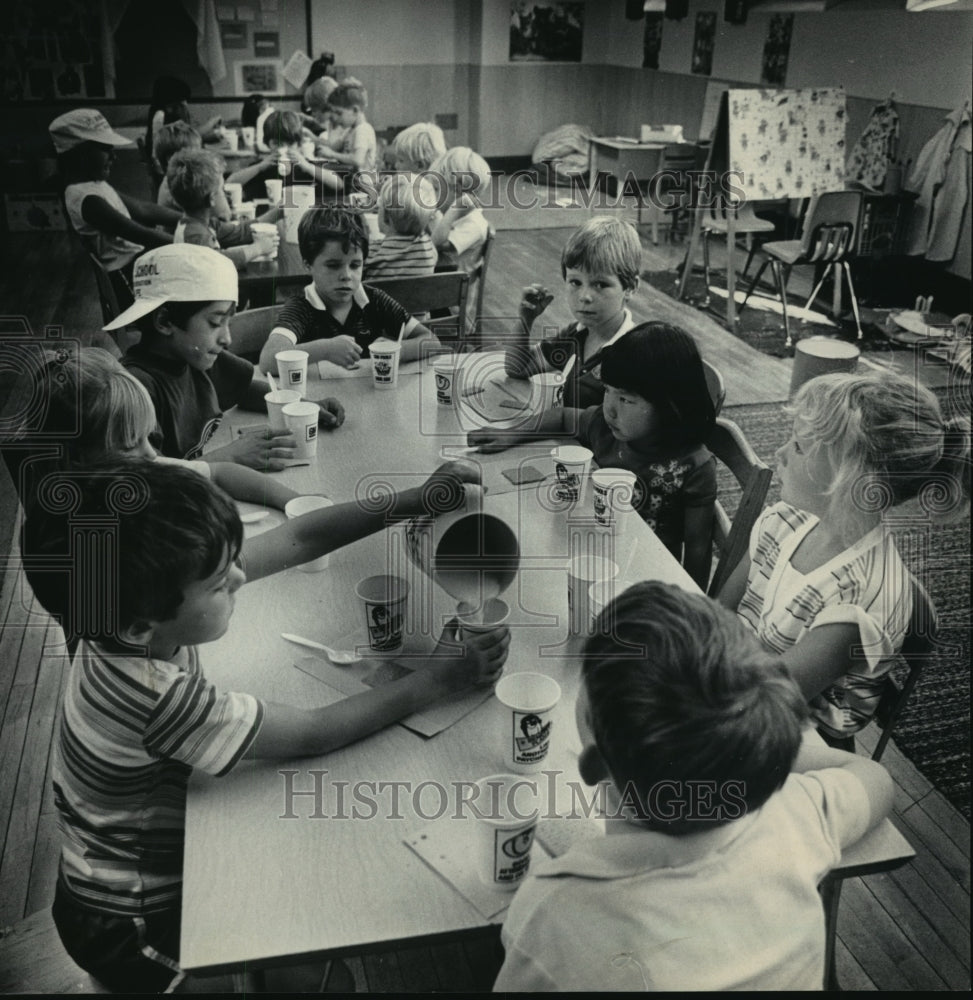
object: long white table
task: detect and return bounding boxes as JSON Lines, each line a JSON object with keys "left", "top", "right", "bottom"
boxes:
{"left": 180, "top": 353, "right": 912, "bottom": 976}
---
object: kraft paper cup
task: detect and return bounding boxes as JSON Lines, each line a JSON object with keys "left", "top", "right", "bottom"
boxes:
{"left": 356, "top": 574, "right": 409, "bottom": 652}
{"left": 588, "top": 579, "right": 616, "bottom": 632}
{"left": 434, "top": 355, "right": 458, "bottom": 407}
{"left": 265, "top": 178, "right": 283, "bottom": 204}
{"left": 551, "top": 445, "right": 593, "bottom": 506}
{"left": 250, "top": 221, "right": 278, "bottom": 260}
{"left": 495, "top": 672, "right": 561, "bottom": 774}
{"left": 275, "top": 349, "right": 309, "bottom": 396}
{"left": 590, "top": 468, "right": 638, "bottom": 529}
{"left": 370, "top": 338, "right": 402, "bottom": 389}
{"left": 472, "top": 774, "right": 539, "bottom": 889}
{"left": 529, "top": 371, "right": 565, "bottom": 411}
{"left": 241, "top": 126, "right": 255, "bottom": 149}
{"left": 281, "top": 400, "right": 318, "bottom": 460}
{"left": 567, "top": 555, "right": 618, "bottom": 635}
{"left": 456, "top": 597, "right": 510, "bottom": 639}
{"left": 265, "top": 388, "right": 302, "bottom": 432}
{"left": 285, "top": 495, "right": 333, "bottom": 572}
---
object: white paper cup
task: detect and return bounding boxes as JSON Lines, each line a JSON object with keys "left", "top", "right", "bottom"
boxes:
{"left": 472, "top": 774, "right": 539, "bottom": 889}
{"left": 588, "top": 579, "right": 616, "bottom": 632}
{"left": 370, "top": 338, "right": 402, "bottom": 389}
{"left": 264, "top": 388, "right": 302, "bottom": 432}
{"left": 456, "top": 597, "right": 510, "bottom": 638}
{"left": 356, "top": 574, "right": 409, "bottom": 651}
{"left": 236, "top": 201, "right": 256, "bottom": 222}
{"left": 591, "top": 468, "right": 638, "bottom": 529}
{"left": 530, "top": 371, "right": 565, "bottom": 411}
{"left": 285, "top": 495, "right": 333, "bottom": 572}
{"left": 224, "top": 182, "right": 242, "bottom": 210}
{"left": 265, "top": 178, "right": 283, "bottom": 204}
{"left": 224, "top": 131, "right": 239, "bottom": 152}
{"left": 281, "top": 400, "right": 318, "bottom": 459}
{"left": 551, "top": 445, "right": 593, "bottom": 506}
{"left": 275, "top": 349, "right": 309, "bottom": 396}
{"left": 241, "top": 126, "right": 255, "bottom": 149}
{"left": 250, "top": 221, "right": 278, "bottom": 260}
{"left": 300, "top": 138, "right": 316, "bottom": 159}
{"left": 434, "top": 355, "right": 458, "bottom": 407}
{"left": 495, "top": 672, "right": 561, "bottom": 773}
{"left": 567, "top": 555, "right": 618, "bottom": 635}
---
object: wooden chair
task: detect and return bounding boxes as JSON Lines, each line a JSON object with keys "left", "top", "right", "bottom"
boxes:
{"left": 740, "top": 191, "right": 865, "bottom": 349}
{"left": 229, "top": 304, "right": 284, "bottom": 364}
{"left": 704, "top": 416, "right": 773, "bottom": 598}
{"left": 700, "top": 199, "right": 778, "bottom": 295}
{"left": 368, "top": 271, "right": 471, "bottom": 347}
{"left": 701, "top": 358, "right": 726, "bottom": 417}
{"left": 466, "top": 225, "right": 496, "bottom": 348}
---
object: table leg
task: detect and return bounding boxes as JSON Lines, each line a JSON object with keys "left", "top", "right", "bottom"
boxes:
{"left": 725, "top": 212, "right": 737, "bottom": 331}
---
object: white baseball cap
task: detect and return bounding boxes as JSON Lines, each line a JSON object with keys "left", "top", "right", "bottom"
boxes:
{"left": 104, "top": 244, "right": 239, "bottom": 330}
{"left": 48, "top": 109, "right": 133, "bottom": 155}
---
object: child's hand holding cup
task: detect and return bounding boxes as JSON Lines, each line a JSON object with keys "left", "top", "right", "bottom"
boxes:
{"left": 250, "top": 222, "right": 279, "bottom": 261}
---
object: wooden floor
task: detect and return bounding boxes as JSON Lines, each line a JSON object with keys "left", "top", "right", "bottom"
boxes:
{"left": 0, "top": 224, "right": 969, "bottom": 991}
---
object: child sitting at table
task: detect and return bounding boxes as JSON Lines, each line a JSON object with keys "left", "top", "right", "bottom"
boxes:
{"left": 718, "top": 370, "right": 970, "bottom": 744}
{"left": 390, "top": 121, "right": 447, "bottom": 172}
{"left": 494, "top": 580, "right": 894, "bottom": 991}
{"left": 504, "top": 216, "right": 642, "bottom": 409}
{"left": 109, "top": 243, "right": 345, "bottom": 468}
{"left": 315, "top": 79, "right": 377, "bottom": 175}
{"left": 429, "top": 145, "right": 492, "bottom": 270}
{"left": 303, "top": 75, "right": 345, "bottom": 146}
{"left": 23, "top": 457, "right": 508, "bottom": 994}
{"left": 259, "top": 205, "right": 440, "bottom": 373}
{"left": 470, "top": 323, "right": 717, "bottom": 589}
{"left": 167, "top": 148, "right": 279, "bottom": 267}
{"left": 153, "top": 120, "right": 202, "bottom": 212}
{"left": 364, "top": 173, "right": 439, "bottom": 280}
{"left": 51, "top": 109, "right": 182, "bottom": 307}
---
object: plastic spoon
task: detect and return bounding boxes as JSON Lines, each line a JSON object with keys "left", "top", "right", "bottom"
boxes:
{"left": 281, "top": 633, "right": 363, "bottom": 664}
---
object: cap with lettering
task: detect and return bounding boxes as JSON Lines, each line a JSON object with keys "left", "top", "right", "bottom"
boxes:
{"left": 48, "top": 109, "right": 134, "bottom": 155}
{"left": 103, "top": 244, "right": 239, "bottom": 330}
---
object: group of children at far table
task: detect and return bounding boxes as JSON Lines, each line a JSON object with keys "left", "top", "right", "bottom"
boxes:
{"left": 16, "top": 143, "right": 971, "bottom": 990}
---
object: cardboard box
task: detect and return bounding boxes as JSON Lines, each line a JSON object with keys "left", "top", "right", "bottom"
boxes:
{"left": 4, "top": 193, "right": 67, "bottom": 232}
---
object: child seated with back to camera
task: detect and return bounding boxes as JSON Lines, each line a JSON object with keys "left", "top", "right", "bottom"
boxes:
{"left": 363, "top": 173, "right": 439, "bottom": 280}
{"left": 23, "top": 457, "right": 508, "bottom": 993}
{"left": 429, "top": 146, "right": 492, "bottom": 270}
{"left": 471, "top": 323, "right": 717, "bottom": 590}
{"left": 153, "top": 120, "right": 202, "bottom": 213}
{"left": 113, "top": 243, "right": 345, "bottom": 469}
{"left": 167, "top": 148, "right": 279, "bottom": 268}
{"left": 259, "top": 205, "right": 441, "bottom": 374}
{"left": 494, "top": 580, "right": 894, "bottom": 991}
{"left": 389, "top": 121, "right": 447, "bottom": 172}
{"left": 505, "top": 216, "right": 641, "bottom": 410}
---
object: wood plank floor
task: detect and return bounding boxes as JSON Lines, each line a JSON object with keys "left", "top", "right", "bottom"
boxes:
{"left": 0, "top": 224, "right": 968, "bottom": 992}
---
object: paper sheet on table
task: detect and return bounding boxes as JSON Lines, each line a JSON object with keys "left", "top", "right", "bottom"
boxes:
{"left": 404, "top": 815, "right": 552, "bottom": 920}
{"left": 316, "top": 359, "right": 423, "bottom": 380}
{"left": 292, "top": 655, "right": 493, "bottom": 737}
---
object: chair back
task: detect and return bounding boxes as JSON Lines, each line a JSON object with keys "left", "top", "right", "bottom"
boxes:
{"left": 701, "top": 359, "right": 726, "bottom": 416}
{"left": 467, "top": 225, "right": 496, "bottom": 348}
{"left": 798, "top": 191, "right": 863, "bottom": 258}
{"left": 705, "top": 416, "right": 773, "bottom": 597}
{"left": 229, "top": 305, "right": 284, "bottom": 363}
{"left": 368, "top": 271, "right": 471, "bottom": 345}
{"left": 86, "top": 253, "right": 121, "bottom": 327}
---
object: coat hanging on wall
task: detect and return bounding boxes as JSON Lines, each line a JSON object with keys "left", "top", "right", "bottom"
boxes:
{"left": 846, "top": 95, "right": 899, "bottom": 191}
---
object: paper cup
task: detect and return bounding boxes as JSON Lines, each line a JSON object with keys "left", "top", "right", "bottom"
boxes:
{"left": 567, "top": 555, "right": 618, "bottom": 635}
{"left": 456, "top": 597, "right": 510, "bottom": 638}
{"left": 265, "top": 178, "right": 283, "bottom": 204}
{"left": 529, "top": 371, "right": 565, "bottom": 411}
{"left": 591, "top": 468, "right": 638, "bottom": 529}
{"left": 285, "top": 496, "right": 333, "bottom": 572}
{"left": 300, "top": 138, "right": 316, "bottom": 159}
{"left": 551, "top": 445, "right": 593, "bottom": 505}
{"left": 224, "top": 182, "right": 242, "bottom": 210}
{"left": 370, "top": 338, "right": 402, "bottom": 389}
{"left": 241, "top": 126, "right": 255, "bottom": 149}
{"left": 434, "top": 355, "right": 458, "bottom": 407}
{"left": 281, "top": 400, "right": 318, "bottom": 459}
{"left": 224, "top": 131, "right": 239, "bottom": 152}
{"left": 264, "top": 388, "right": 302, "bottom": 432}
{"left": 275, "top": 349, "right": 308, "bottom": 396}
{"left": 495, "top": 672, "right": 561, "bottom": 773}
{"left": 237, "top": 201, "right": 256, "bottom": 222}
{"left": 356, "top": 574, "right": 409, "bottom": 651}
{"left": 588, "top": 579, "right": 616, "bottom": 632}
{"left": 250, "top": 221, "right": 278, "bottom": 261}
{"left": 472, "top": 774, "right": 539, "bottom": 889}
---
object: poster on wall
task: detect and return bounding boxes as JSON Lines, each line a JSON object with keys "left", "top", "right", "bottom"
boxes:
{"left": 691, "top": 12, "right": 716, "bottom": 76}
{"left": 509, "top": 2, "right": 584, "bottom": 63}
{"left": 235, "top": 59, "right": 282, "bottom": 95}
{"left": 761, "top": 14, "right": 793, "bottom": 86}
{"left": 642, "top": 13, "right": 663, "bottom": 70}
{"left": 220, "top": 21, "right": 248, "bottom": 49}
{"left": 253, "top": 31, "right": 280, "bottom": 57}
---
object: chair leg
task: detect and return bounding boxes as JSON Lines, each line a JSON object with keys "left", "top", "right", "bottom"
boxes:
{"left": 741, "top": 239, "right": 760, "bottom": 279}
{"left": 771, "top": 260, "right": 793, "bottom": 348}
{"left": 819, "top": 875, "right": 843, "bottom": 991}
{"left": 701, "top": 230, "right": 712, "bottom": 303}
{"left": 842, "top": 262, "right": 864, "bottom": 341}
{"left": 804, "top": 262, "right": 834, "bottom": 316}
{"left": 740, "top": 259, "right": 769, "bottom": 314}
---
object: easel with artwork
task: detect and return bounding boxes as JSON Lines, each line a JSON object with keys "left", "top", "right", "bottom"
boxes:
{"left": 678, "top": 87, "right": 847, "bottom": 330}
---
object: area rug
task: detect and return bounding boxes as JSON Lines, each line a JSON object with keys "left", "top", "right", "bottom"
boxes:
{"left": 723, "top": 399, "right": 971, "bottom": 818}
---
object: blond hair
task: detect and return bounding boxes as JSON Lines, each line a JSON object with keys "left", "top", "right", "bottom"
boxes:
{"left": 392, "top": 122, "right": 447, "bottom": 171}
{"left": 561, "top": 216, "right": 642, "bottom": 291}
{"left": 378, "top": 173, "right": 437, "bottom": 237}
{"left": 430, "top": 146, "right": 491, "bottom": 204}
{"left": 167, "top": 148, "right": 226, "bottom": 213}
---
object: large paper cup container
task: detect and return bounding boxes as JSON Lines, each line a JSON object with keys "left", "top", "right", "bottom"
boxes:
{"left": 434, "top": 355, "right": 458, "bottom": 407}
{"left": 241, "top": 126, "right": 256, "bottom": 149}
{"left": 495, "top": 672, "right": 561, "bottom": 773}
{"left": 250, "top": 222, "right": 278, "bottom": 260}
{"left": 472, "top": 774, "right": 540, "bottom": 889}
{"left": 265, "top": 178, "right": 283, "bottom": 204}
{"left": 590, "top": 468, "right": 638, "bottom": 529}
{"left": 285, "top": 496, "right": 334, "bottom": 572}
{"left": 456, "top": 597, "right": 510, "bottom": 638}
{"left": 551, "top": 445, "right": 593, "bottom": 506}
{"left": 281, "top": 400, "right": 318, "bottom": 459}
{"left": 275, "top": 349, "right": 309, "bottom": 396}
{"left": 355, "top": 574, "right": 409, "bottom": 651}
{"left": 567, "top": 555, "right": 618, "bottom": 635}
{"left": 370, "top": 338, "right": 402, "bottom": 389}
{"left": 789, "top": 336, "right": 860, "bottom": 399}
{"left": 265, "top": 389, "right": 302, "bottom": 432}
{"left": 529, "top": 371, "right": 565, "bottom": 411}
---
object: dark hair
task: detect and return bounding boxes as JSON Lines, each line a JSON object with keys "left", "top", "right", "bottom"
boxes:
{"left": 583, "top": 581, "right": 806, "bottom": 834}
{"left": 241, "top": 94, "right": 268, "bottom": 128}
{"left": 263, "top": 109, "right": 303, "bottom": 148}
{"left": 298, "top": 205, "right": 370, "bottom": 264}
{"left": 57, "top": 141, "right": 113, "bottom": 182}
{"left": 133, "top": 301, "right": 218, "bottom": 340}
{"left": 599, "top": 323, "right": 716, "bottom": 449}
{"left": 22, "top": 459, "right": 243, "bottom": 645}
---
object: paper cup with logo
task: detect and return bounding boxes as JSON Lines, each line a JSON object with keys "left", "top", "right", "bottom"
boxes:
{"left": 472, "top": 774, "right": 539, "bottom": 889}
{"left": 250, "top": 221, "right": 279, "bottom": 261}
{"left": 241, "top": 126, "right": 255, "bottom": 148}
{"left": 275, "top": 349, "right": 308, "bottom": 396}
{"left": 591, "top": 468, "right": 638, "bottom": 529}
{"left": 281, "top": 400, "right": 318, "bottom": 460}
{"left": 224, "top": 181, "right": 242, "bottom": 210}
{"left": 495, "top": 672, "right": 561, "bottom": 773}
{"left": 567, "top": 555, "right": 618, "bottom": 635}
{"left": 265, "top": 388, "right": 302, "bottom": 432}
{"left": 434, "top": 354, "right": 458, "bottom": 407}
{"left": 529, "top": 371, "right": 565, "bottom": 411}
{"left": 551, "top": 445, "right": 592, "bottom": 506}
{"left": 236, "top": 201, "right": 256, "bottom": 222}
{"left": 285, "top": 496, "right": 333, "bottom": 572}
{"left": 265, "top": 178, "right": 283, "bottom": 204}
{"left": 370, "top": 338, "right": 402, "bottom": 389}
{"left": 356, "top": 574, "right": 409, "bottom": 651}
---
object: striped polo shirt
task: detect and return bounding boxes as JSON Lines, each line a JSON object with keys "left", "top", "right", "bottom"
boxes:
{"left": 363, "top": 233, "right": 439, "bottom": 281}
{"left": 53, "top": 641, "right": 262, "bottom": 915}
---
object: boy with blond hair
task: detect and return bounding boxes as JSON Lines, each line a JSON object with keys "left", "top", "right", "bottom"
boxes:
{"left": 153, "top": 120, "right": 202, "bottom": 212}
{"left": 429, "top": 145, "right": 492, "bottom": 269}
{"left": 364, "top": 173, "right": 439, "bottom": 280}
{"left": 316, "top": 80, "right": 377, "bottom": 174}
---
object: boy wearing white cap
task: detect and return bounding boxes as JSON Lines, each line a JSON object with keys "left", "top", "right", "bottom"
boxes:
{"left": 50, "top": 109, "right": 182, "bottom": 302}
{"left": 112, "top": 244, "right": 345, "bottom": 471}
